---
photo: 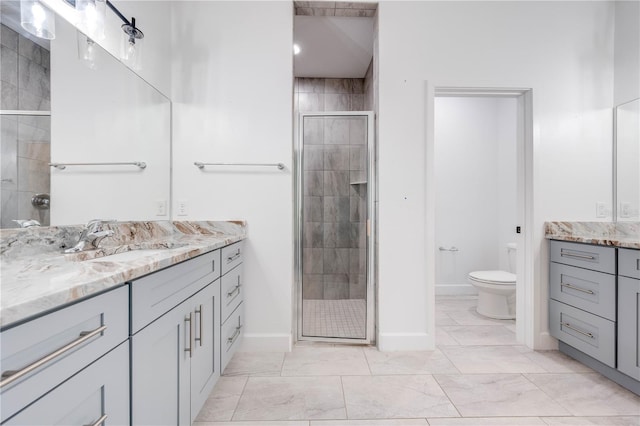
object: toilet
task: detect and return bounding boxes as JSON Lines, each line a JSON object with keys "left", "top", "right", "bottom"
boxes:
{"left": 468, "top": 243, "right": 517, "bottom": 319}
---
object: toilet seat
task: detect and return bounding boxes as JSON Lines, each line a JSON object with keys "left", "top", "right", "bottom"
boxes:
{"left": 468, "top": 270, "right": 516, "bottom": 285}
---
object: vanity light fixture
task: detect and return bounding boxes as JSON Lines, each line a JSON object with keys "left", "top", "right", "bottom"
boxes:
{"left": 105, "top": 1, "right": 144, "bottom": 70}
{"left": 20, "top": 0, "right": 56, "bottom": 40}
{"left": 75, "top": 0, "right": 106, "bottom": 41}
{"left": 77, "top": 31, "right": 98, "bottom": 69}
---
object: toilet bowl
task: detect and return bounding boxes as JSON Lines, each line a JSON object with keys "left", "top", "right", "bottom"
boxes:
{"left": 468, "top": 244, "right": 517, "bottom": 319}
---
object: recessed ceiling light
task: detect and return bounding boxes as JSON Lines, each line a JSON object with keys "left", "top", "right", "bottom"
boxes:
{"left": 293, "top": 43, "right": 301, "bottom": 55}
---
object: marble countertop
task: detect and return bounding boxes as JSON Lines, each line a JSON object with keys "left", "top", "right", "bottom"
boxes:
{"left": 545, "top": 221, "right": 639, "bottom": 249}
{"left": 0, "top": 221, "right": 246, "bottom": 328}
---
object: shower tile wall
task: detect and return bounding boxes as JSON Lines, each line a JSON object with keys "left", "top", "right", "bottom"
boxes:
{"left": 1, "top": 24, "right": 51, "bottom": 228}
{"left": 296, "top": 77, "right": 367, "bottom": 301}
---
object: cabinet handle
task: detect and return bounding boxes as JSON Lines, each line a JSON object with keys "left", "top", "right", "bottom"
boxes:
{"left": 84, "top": 414, "right": 108, "bottom": 426}
{"left": 227, "top": 249, "right": 241, "bottom": 263}
{"left": 560, "top": 250, "right": 596, "bottom": 260}
{"left": 0, "top": 325, "right": 107, "bottom": 389}
{"left": 227, "top": 324, "right": 243, "bottom": 346}
{"left": 227, "top": 283, "right": 241, "bottom": 299}
{"left": 560, "top": 282, "right": 594, "bottom": 295}
{"left": 561, "top": 321, "right": 594, "bottom": 339}
{"left": 185, "top": 313, "right": 194, "bottom": 357}
{"left": 195, "top": 305, "right": 203, "bottom": 347}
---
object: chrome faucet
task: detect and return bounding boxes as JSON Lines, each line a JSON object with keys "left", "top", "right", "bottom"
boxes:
{"left": 13, "top": 219, "right": 41, "bottom": 228}
{"left": 64, "top": 219, "right": 115, "bottom": 253}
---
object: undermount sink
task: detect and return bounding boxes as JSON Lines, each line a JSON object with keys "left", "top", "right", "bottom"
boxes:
{"left": 84, "top": 249, "right": 164, "bottom": 263}
{"left": 67, "top": 242, "right": 188, "bottom": 262}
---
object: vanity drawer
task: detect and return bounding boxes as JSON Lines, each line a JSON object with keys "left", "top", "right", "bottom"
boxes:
{"left": 619, "top": 248, "right": 640, "bottom": 280}
{"left": 550, "top": 240, "right": 616, "bottom": 274}
{"left": 131, "top": 250, "right": 220, "bottom": 333}
{"left": 221, "top": 263, "right": 244, "bottom": 323}
{"left": 549, "top": 262, "right": 616, "bottom": 321}
{"left": 0, "top": 286, "right": 129, "bottom": 423}
{"left": 549, "top": 299, "right": 615, "bottom": 367}
{"left": 221, "top": 302, "right": 244, "bottom": 373}
{"left": 222, "top": 241, "right": 243, "bottom": 276}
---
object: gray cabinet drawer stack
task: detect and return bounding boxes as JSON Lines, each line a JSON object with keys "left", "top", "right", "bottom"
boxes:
{"left": 618, "top": 248, "right": 640, "bottom": 381}
{"left": 549, "top": 240, "right": 616, "bottom": 367}
{"left": 0, "top": 285, "right": 129, "bottom": 424}
{"left": 221, "top": 241, "right": 245, "bottom": 373}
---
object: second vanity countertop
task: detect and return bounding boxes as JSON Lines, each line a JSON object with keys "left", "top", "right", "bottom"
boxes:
{"left": 0, "top": 221, "right": 246, "bottom": 328}
{"left": 545, "top": 221, "right": 639, "bottom": 249}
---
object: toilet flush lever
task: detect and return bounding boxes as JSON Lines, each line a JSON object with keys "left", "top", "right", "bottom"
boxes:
{"left": 439, "top": 246, "right": 459, "bottom": 252}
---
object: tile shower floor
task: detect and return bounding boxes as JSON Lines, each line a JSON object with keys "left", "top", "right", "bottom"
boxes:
{"left": 194, "top": 296, "right": 640, "bottom": 426}
{"left": 302, "top": 299, "right": 366, "bottom": 339}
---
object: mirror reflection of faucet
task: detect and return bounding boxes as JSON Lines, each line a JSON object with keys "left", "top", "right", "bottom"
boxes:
{"left": 12, "top": 220, "right": 41, "bottom": 228}
{"left": 64, "top": 219, "right": 116, "bottom": 253}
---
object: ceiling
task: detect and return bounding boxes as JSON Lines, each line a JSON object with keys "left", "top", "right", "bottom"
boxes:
{"left": 293, "top": 15, "right": 374, "bottom": 78}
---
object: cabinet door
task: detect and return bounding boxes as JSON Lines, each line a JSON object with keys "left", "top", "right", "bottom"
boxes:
{"left": 131, "top": 300, "right": 191, "bottom": 426}
{"left": 4, "top": 342, "right": 129, "bottom": 426}
{"left": 618, "top": 276, "right": 640, "bottom": 380}
{"left": 189, "top": 281, "right": 221, "bottom": 423}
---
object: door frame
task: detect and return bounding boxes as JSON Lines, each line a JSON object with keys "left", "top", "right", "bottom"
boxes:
{"left": 429, "top": 86, "right": 534, "bottom": 346}
{"left": 294, "top": 111, "right": 376, "bottom": 344}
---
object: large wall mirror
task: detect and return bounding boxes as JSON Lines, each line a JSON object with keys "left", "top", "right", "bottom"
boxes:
{"left": 615, "top": 98, "right": 640, "bottom": 222}
{"left": 0, "top": 1, "right": 171, "bottom": 228}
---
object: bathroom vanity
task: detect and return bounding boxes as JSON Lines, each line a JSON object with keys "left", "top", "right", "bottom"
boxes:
{"left": 0, "top": 221, "right": 246, "bottom": 425}
{"left": 546, "top": 221, "right": 640, "bottom": 395}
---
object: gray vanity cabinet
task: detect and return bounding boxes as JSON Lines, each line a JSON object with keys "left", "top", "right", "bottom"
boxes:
{"left": 618, "top": 248, "right": 640, "bottom": 381}
{"left": 130, "top": 250, "right": 221, "bottom": 426}
{"left": 220, "top": 241, "right": 244, "bottom": 373}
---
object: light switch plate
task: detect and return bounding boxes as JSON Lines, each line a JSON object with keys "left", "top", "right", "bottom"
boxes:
{"left": 596, "top": 202, "right": 607, "bottom": 218}
{"left": 156, "top": 200, "right": 167, "bottom": 216}
{"left": 177, "top": 200, "right": 188, "bottom": 216}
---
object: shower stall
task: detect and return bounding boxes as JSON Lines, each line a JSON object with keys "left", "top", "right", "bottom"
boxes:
{"left": 296, "top": 112, "right": 375, "bottom": 343}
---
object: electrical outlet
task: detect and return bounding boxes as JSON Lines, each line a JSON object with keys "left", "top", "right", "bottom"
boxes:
{"left": 177, "top": 200, "right": 188, "bottom": 216}
{"left": 596, "top": 202, "right": 607, "bottom": 218}
{"left": 156, "top": 200, "right": 167, "bottom": 216}
{"left": 620, "top": 202, "right": 631, "bottom": 218}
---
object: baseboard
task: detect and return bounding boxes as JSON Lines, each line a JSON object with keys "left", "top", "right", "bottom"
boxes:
{"left": 377, "top": 332, "right": 434, "bottom": 351}
{"left": 435, "top": 284, "right": 478, "bottom": 296}
{"left": 239, "top": 333, "right": 292, "bottom": 352}
{"left": 533, "top": 331, "right": 559, "bottom": 350}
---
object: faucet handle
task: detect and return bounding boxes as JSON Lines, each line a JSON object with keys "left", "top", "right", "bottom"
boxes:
{"left": 86, "top": 219, "right": 116, "bottom": 232}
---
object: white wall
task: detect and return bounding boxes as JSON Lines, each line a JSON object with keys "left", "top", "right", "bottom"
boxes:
{"left": 50, "top": 13, "right": 171, "bottom": 225}
{"left": 171, "top": 1, "right": 294, "bottom": 351}
{"left": 378, "top": 1, "right": 614, "bottom": 350}
{"left": 614, "top": 0, "right": 640, "bottom": 106}
{"left": 434, "top": 97, "right": 517, "bottom": 295}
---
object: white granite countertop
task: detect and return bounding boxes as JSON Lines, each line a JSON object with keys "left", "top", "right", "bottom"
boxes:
{"left": 0, "top": 221, "right": 246, "bottom": 328}
{"left": 545, "top": 221, "right": 639, "bottom": 249}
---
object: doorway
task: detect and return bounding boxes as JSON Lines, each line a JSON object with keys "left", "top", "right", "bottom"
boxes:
{"left": 432, "top": 87, "right": 533, "bottom": 346}
{"left": 296, "top": 111, "right": 375, "bottom": 343}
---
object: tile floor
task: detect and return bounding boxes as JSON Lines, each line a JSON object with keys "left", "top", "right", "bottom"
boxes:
{"left": 302, "top": 299, "right": 366, "bottom": 339}
{"left": 195, "top": 296, "right": 640, "bottom": 426}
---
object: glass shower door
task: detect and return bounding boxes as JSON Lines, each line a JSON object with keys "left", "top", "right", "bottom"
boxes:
{"left": 297, "top": 112, "right": 374, "bottom": 342}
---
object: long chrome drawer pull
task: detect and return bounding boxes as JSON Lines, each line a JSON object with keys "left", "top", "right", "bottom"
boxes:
{"left": 560, "top": 282, "right": 594, "bottom": 295}
{"left": 84, "top": 414, "right": 108, "bottom": 426}
{"left": 227, "top": 284, "right": 241, "bottom": 298}
{"left": 227, "top": 325, "right": 243, "bottom": 345}
{"left": 195, "top": 305, "right": 203, "bottom": 347}
{"left": 0, "top": 325, "right": 107, "bottom": 389}
{"left": 560, "top": 251, "right": 596, "bottom": 260}
{"left": 227, "top": 249, "right": 241, "bottom": 263}
{"left": 561, "top": 322, "right": 594, "bottom": 339}
{"left": 185, "top": 313, "right": 193, "bottom": 357}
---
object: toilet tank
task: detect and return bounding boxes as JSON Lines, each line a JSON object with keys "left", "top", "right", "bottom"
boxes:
{"left": 507, "top": 243, "right": 517, "bottom": 273}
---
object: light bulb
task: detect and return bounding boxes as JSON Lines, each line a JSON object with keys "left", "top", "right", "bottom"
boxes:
{"left": 31, "top": 3, "right": 46, "bottom": 29}
{"left": 21, "top": 0, "right": 55, "bottom": 39}
{"left": 293, "top": 44, "right": 301, "bottom": 55}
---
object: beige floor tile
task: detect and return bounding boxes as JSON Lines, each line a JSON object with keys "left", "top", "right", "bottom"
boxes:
{"left": 525, "top": 373, "right": 640, "bottom": 416}
{"left": 436, "top": 310, "right": 459, "bottom": 326}
{"left": 436, "top": 296, "right": 477, "bottom": 312}
{"left": 194, "top": 422, "right": 310, "bottom": 426}
{"left": 434, "top": 374, "right": 570, "bottom": 417}
{"left": 364, "top": 347, "right": 459, "bottom": 375}
{"left": 282, "top": 346, "right": 370, "bottom": 376}
{"left": 195, "top": 376, "right": 247, "bottom": 421}
{"left": 441, "top": 346, "right": 547, "bottom": 374}
{"left": 222, "top": 351, "right": 285, "bottom": 376}
{"left": 427, "top": 417, "right": 546, "bottom": 425}
{"left": 342, "top": 375, "right": 459, "bottom": 419}
{"left": 439, "top": 325, "right": 517, "bottom": 346}
{"left": 436, "top": 326, "right": 461, "bottom": 346}
{"left": 540, "top": 416, "right": 640, "bottom": 425}
{"left": 444, "top": 307, "right": 516, "bottom": 327}
{"left": 233, "top": 376, "right": 346, "bottom": 420}
{"left": 311, "top": 420, "right": 428, "bottom": 425}
{"left": 514, "top": 349, "right": 593, "bottom": 373}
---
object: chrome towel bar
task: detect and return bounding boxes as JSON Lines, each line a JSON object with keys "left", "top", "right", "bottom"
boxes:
{"left": 49, "top": 162, "right": 147, "bottom": 170}
{"left": 439, "top": 246, "right": 459, "bottom": 252}
{"left": 194, "top": 162, "right": 285, "bottom": 170}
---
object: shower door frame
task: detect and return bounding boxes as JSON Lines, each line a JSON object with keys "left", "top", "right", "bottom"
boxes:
{"left": 295, "top": 111, "right": 376, "bottom": 344}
